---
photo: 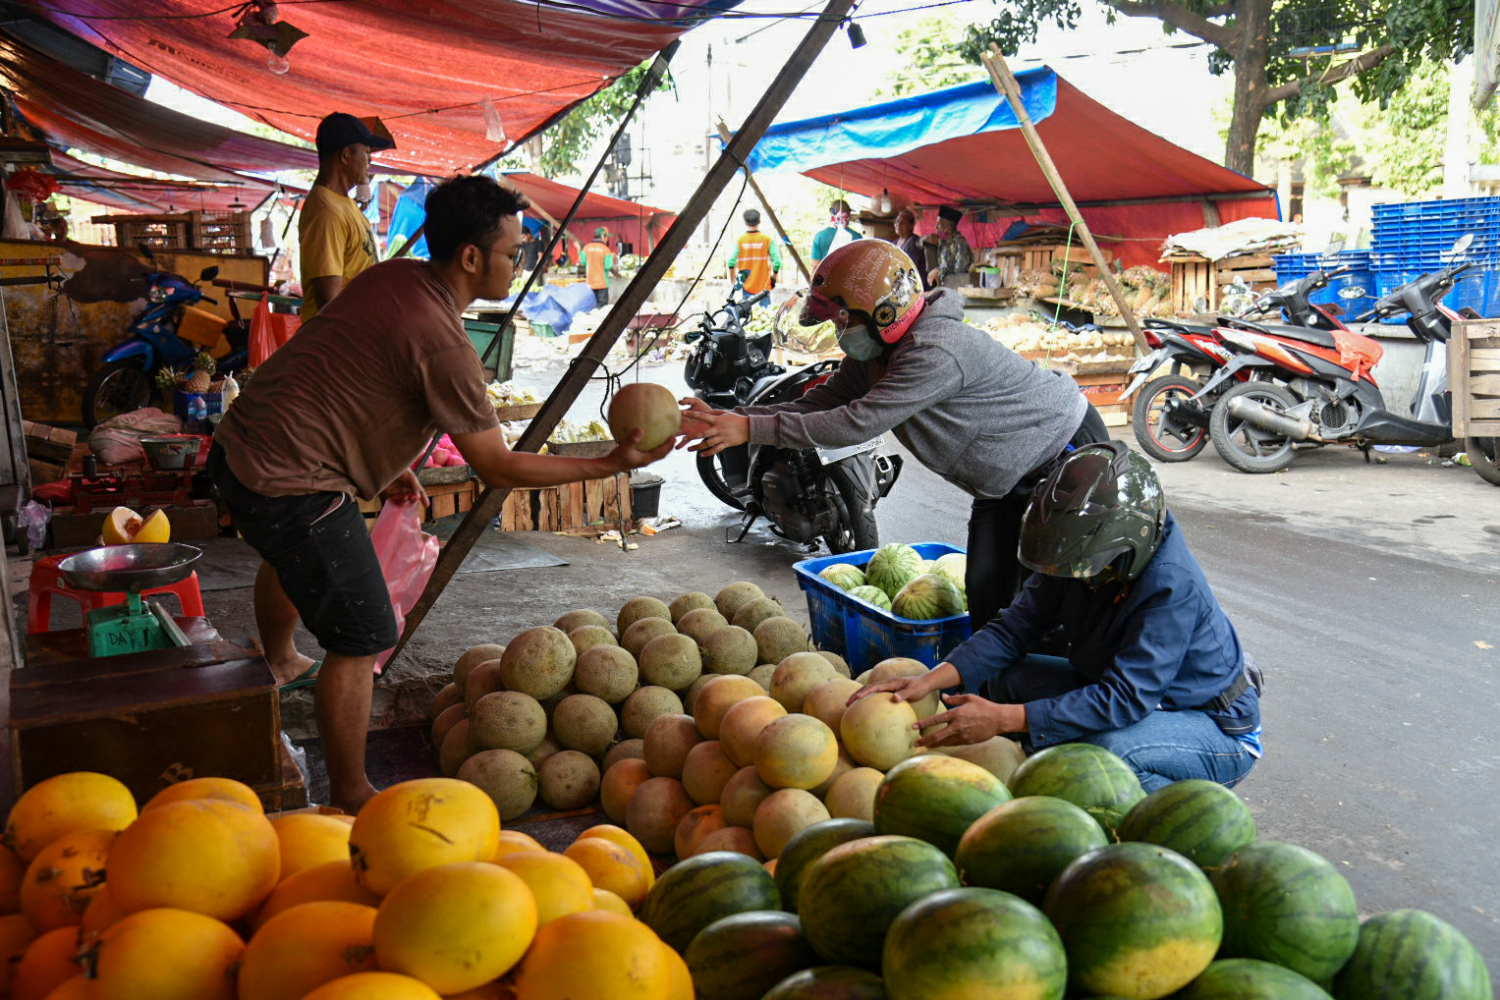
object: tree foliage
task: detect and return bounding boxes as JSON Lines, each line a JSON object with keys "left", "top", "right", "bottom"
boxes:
{"left": 878, "top": 14, "right": 986, "bottom": 97}
{"left": 523, "top": 62, "right": 671, "bottom": 179}
{"left": 957, "top": 0, "right": 1474, "bottom": 174}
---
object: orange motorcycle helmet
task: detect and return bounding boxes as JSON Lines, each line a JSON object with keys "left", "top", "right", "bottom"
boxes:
{"left": 799, "top": 239, "right": 926, "bottom": 344}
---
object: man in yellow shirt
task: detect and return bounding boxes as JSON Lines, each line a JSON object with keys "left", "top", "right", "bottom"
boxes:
{"left": 727, "top": 209, "right": 781, "bottom": 295}
{"left": 299, "top": 113, "right": 394, "bottom": 320}
{"left": 582, "top": 227, "right": 616, "bottom": 308}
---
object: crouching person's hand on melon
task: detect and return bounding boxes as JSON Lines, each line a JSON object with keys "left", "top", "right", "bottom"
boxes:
{"left": 915, "top": 693, "right": 1025, "bottom": 748}
{"left": 849, "top": 660, "right": 959, "bottom": 708}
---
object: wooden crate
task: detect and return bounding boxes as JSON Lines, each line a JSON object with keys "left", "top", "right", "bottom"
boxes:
{"left": 500, "top": 473, "right": 632, "bottom": 534}
{"left": 1020, "top": 244, "right": 1112, "bottom": 274}
{"left": 189, "top": 211, "right": 253, "bottom": 254}
{"left": 12, "top": 628, "right": 281, "bottom": 804}
{"left": 1450, "top": 319, "right": 1500, "bottom": 436}
{"left": 92, "top": 213, "right": 191, "bottom": 250}
{"left": 1169, "top": 253, "right": 1277, "bottom": 315}
{"left": 357, "top": 480, "right": 477, "bottom": 522}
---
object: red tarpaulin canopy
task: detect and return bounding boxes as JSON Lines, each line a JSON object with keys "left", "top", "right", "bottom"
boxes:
{"left": 503, "top": 172, "right": 676, "bottom": 254}
{"left": 748, "top": 70, "right": 1279, "bottom": 267}
{"left": 47, "top": 149, "right": 281, "bottom": 215}
{"left": 22, "top": 0, "right": 737, "bottom": 176}
{"left": 0, "top": 33, "right": 317, "bottom": 187}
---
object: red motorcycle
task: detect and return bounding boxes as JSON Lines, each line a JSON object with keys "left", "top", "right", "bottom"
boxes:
{"left": 1129, "top": 264, "right": 1359, "bottom": 462}
{"left": 1204, "top": 236, "right": 1500, "bottom": 486}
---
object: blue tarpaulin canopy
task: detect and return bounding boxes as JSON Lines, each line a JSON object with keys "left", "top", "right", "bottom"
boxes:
{"left": 745, "top": 68, "right": 1278, "bottom": 267}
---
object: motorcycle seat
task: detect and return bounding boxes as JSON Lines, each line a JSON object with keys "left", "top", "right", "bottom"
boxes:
{"left": 1246, "top": 322, "right": 1338, "bottom": 349}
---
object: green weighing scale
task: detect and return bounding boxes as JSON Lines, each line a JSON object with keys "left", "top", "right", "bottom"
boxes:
{"left": 57, "top": 543, "right": 203, "bottom": 658}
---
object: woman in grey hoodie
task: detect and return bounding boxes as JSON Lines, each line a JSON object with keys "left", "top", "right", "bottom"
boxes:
{"left": 683, "top": 238, "right": 1106, "bottom": 628}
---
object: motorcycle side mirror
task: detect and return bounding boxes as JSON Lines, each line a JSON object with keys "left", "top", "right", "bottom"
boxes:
{"left": 199, "top": 266, "right": 220, "bottom": 282}
{"left": 1321, "top": 237, "right": 1345, "bottom": 258}
{"left": 1337, "top": 285, "right": 1367, "bottom": 300}
{"left": 1449, "top": 233, "right": 1474, "bottom": 257}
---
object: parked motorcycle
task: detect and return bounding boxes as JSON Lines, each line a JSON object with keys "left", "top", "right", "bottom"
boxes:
{"left": 1127, "top": 258, "right": 1362, "bottom": 463}
{"left": 1205, "top": 235, "right": 1500, "bottom": 486}
{"left": 83, "top": 259, "right": 249, "bottom": 427}
{"left": 693, "top": 293, "right": 902, "bottom": 553}
{"left": 683, "top": 282, "right": 779, "bottom": 411}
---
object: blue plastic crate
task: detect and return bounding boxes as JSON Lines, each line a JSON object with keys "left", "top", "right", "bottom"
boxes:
{"left": 1272, "top": 251, "right": 1376, "bottom": 321}
{"left": 794, "top": 543, "right": 971, "bottom": 674}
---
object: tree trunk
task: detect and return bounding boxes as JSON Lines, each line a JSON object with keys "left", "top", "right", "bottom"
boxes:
{"left": 1223, "top": 0, "right": 1273, "bottom": 177}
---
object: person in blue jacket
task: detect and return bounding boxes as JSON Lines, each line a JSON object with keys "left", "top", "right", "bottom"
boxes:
{"left": 852, "top": 441, "right": 1263, "bottom": 790}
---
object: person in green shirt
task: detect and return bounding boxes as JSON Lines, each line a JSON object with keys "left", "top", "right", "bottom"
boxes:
{"left": 810, "top": 199, "right": 861, "bottom": 263}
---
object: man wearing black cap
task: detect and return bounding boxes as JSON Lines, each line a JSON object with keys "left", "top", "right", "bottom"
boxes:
{"left": 300, "top": 112, "right": 395, "bottom": 320}
{"left": 923, "top": 205, "right": 973, "bottom": 288}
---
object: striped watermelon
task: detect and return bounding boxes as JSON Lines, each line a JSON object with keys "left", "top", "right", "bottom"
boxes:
{"left": 848, "top": 586, "right": 892, "bottom": 612}
{"left": 819, "top": 564, "right": 866, "bottom": 591}
{"left": 641, "top": 850, "right": 781, "bottom": 952}
{"left": 797, "top": 834, "right": 960, "bottom": 968}
{"left": 890, "top": 574, "right": 965, "bottom": 620}
{"left": 1177, "top": 959, "right": 1333, "bottom": 999}
{"left": 1118, "top": 779, "right": 1256, "bottom": 868}
{"left": 1008, "top": 742, "right": 1146, "bottom": 838}
{"left": 872, "top": 755, "right": 1011, "bottom": 857}
{"left": 1211, "top": 841, "right": 1358, "bottom": 984}
{"left": 762, "top": 966, "right": 888, "bottom": 999}
{"left": 865, "top": 544, "right": 924, "bottom": 598}
{"left": 1331, "top": 909, "right": 1492, "bottom": 1000}
{"left": 1044, "top": 842, "right": 1223, "bottom": 1000}
{"left": 774, "top": 818, "right": 875, "bottom": 914}
{"left": 955, "top": 795, "right": 1109, "bottom": 906}
{"left": 883, "top": 887, "right": 1067, "bottom": 1000}
{"left": 685, "top": 910, "right": 820, "bottom": 1000}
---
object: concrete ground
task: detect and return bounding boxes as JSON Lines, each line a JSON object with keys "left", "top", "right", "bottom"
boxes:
{"left": 199, "top": 349, "right": 1500, "bottom": 968}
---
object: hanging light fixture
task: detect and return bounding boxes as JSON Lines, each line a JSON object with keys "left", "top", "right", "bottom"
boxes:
{"left": 228, "top": 1, "right": 308, "bottom": 75}
{"left": 846, "top": 20, "right": 867, "bottom": 48}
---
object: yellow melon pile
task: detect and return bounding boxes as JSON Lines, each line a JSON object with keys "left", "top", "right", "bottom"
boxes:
{"left": 0, "top": 772, "right": 689, "bottom": 999}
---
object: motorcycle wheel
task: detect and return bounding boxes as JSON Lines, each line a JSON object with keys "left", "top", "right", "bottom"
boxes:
{"left": 1467, "top": 437, "right": 1500, "bottom": 486}
{"left": 1209, "top": 381, "right": 1300, "bottom": 474}
{"left": 84, "top": 358, "right": 154, "bottom": 428}
{"left": 697, "top": 447, "right": 751, "bottom": 511}
{"left": 1133, "top": 375, "right": 1208, "bottom": 463}
{"left": 820, "top": 461, "right": 880, "bottom": 554}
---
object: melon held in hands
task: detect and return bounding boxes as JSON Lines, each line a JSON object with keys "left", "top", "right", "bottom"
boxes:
{"left": 609, "top": 383, "right": 682, "bottom": 451}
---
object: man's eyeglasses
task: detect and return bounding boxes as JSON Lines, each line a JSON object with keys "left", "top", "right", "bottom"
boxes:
{"left": 485, "top": 241, "right": 524, "bottom": 269}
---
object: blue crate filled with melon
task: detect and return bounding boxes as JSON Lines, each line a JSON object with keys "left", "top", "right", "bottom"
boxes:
{"left": 793, "top": 542, "right": 971, "bottom": 674}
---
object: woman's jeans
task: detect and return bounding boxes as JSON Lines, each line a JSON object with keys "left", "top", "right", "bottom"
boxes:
{"left": 988, "top": 655, "right": 1257, "bottom": 792}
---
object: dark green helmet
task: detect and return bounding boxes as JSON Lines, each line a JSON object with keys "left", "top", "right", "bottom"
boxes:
{"left": 1018, "top": 441, "right": 1166, "bottom": 584}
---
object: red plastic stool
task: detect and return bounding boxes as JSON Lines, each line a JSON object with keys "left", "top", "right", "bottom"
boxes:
{"left": 27, "top": 553, "right": 207, "bottom": 634}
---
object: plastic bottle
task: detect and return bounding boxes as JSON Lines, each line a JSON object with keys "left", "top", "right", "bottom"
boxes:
{"left": 186, "top": 394, "right": 208, "bottom": 434}
{"left": 221, "top": 374, "right": 240, "bottom": 408}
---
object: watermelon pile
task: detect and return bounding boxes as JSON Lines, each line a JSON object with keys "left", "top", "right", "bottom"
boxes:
{"left": 822, "top": 543, "right": 970, "bottom": 620}
{"left": 639, "top": 740, "right": 1491, "bottom": 1000}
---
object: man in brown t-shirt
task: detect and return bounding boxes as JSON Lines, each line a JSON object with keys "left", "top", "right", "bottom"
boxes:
{"left": 211, "top": 175, "right": 672, "bottom": 813}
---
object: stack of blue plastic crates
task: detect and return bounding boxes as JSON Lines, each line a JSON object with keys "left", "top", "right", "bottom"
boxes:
{"left": 1271, "top": 250, "right": 1377, "bottom": 321}
{"left": 1370, "top": 197, "right": 1500, "bottom": 323}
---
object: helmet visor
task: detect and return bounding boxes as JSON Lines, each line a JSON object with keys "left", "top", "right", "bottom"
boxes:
{"left": 798, "top": 288, "right": 854, "bottom": 332}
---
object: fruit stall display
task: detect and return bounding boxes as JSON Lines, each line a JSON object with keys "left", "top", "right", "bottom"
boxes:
{"left": 416, "top": 580, "right": 1491, "bottom": 999}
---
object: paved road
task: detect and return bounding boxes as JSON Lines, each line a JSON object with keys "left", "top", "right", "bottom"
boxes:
{"left": 513, "top": 353, "right": 1500, "bottom": 963}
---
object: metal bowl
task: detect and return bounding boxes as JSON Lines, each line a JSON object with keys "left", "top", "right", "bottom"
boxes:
{"left": 58, "top": 543, "right": 202, "bottom": 593}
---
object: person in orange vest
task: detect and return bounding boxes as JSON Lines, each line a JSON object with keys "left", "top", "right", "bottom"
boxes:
{"left": 727, "top": 209, "right": 781, "bottom": 295}
{"left": 581, "top": 228, "right": 616, "bottom": 307}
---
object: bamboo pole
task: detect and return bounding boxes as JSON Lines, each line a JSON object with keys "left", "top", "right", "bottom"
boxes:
{"left": 383, "top": 0, "right": 857, "bottom": 664}
{"left": 980, "top": 46, "right": 1148, "bottom": 355}
{"left": 715, "top": 118, "right": 811, "bottom": 285}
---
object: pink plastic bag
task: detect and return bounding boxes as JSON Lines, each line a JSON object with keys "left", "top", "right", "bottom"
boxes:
{"left": 368, "top": 499, "right": 440, "bottom": 674}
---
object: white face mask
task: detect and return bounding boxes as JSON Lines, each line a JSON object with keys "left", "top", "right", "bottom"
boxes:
{"left": 837, "top": 324, "right": 883, "bottom": 361}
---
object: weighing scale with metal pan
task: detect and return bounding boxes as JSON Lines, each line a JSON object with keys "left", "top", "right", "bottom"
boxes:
{"left": 57, "top": 543, "right": 202, "bottom": 658}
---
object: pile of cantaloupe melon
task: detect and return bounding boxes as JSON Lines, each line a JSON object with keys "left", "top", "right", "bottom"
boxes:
{"left": 432, "top": 582, "right": 1025, "bottom": 864}
{"left": 0, "top": 770, "right": 689, "bottom": 999}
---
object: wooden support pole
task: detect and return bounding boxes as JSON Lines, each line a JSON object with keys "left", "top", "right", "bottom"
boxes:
{"left": 980, "top": 46, "right": 1149, "bottom": 355}
{"left": 384, "top": 0, "right": 856, "bottom": 664}
{"left": 715, "top": 118, "right": 811, "bottom": 285}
